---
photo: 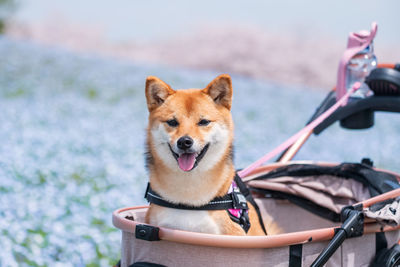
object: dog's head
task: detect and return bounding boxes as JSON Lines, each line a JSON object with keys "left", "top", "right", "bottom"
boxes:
{"left": 145, "top": 75, "right": 234, "bottom": 173}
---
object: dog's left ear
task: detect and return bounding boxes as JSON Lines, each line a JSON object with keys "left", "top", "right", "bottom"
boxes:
{"left": 203, "top": 74, "right": 233, "bottom": 110}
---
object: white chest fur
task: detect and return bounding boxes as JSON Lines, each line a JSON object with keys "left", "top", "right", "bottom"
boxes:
{"left": 149, "top": 207, "right": 221, "bottom": 234}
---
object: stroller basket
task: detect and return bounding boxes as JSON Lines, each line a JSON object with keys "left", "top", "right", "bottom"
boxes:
{"left": 113, "top": 162, "right": 400, "bottom": 267}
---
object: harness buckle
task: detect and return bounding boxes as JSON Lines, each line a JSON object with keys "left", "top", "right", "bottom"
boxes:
{"left": 232, "top": 188, "right": 248, "bottom": 210}
{"left": 239, "top": 211, "right": 251, "bottom": 233}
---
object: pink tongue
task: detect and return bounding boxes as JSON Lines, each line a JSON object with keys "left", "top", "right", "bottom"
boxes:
{"left": 178, "top": 153, "right": 196, "bottom": 171}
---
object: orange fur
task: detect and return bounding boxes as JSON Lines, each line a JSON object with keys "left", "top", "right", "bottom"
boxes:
{"left": 144, "top": 74, "right": 265, "bottom": 236}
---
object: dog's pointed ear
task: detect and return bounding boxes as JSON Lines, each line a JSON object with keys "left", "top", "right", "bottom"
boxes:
{"left": 145, "top": 76, "right": 175, "bottom": 111}
{"left": 203, "top": 74, "right": 233, "bottom": 110}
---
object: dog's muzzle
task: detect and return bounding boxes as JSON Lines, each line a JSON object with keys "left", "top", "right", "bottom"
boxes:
{"left": 169, "top": 143, "right": 210, "bottom": 172}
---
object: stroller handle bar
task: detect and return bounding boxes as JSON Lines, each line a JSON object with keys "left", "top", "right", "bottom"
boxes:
{"left": 312, "top": 93, "right": 400, "bottom": 135}
{"left": 237, "top": 83, "right": 361, "bottom": 178}
{"left": 278, "top": 63, "right": 400, "bottom": 162}
{"left": 313, "top": 62, "right": 400, "bottom": 134}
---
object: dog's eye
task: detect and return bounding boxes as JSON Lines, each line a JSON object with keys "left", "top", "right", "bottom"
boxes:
{"left": 166, "top": 119, "right": 179, "bottom": 127}
{"left": 198, "top": 119, "right": 210, "bottom": 126}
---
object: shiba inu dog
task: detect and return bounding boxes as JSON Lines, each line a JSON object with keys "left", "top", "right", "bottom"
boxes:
{"left": 144, "top": 74, "right": 265, "bottom": 236}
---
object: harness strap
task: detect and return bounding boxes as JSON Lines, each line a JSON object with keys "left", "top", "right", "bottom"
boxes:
{"left": 144, "top": 182, "right": 252, "bottom": 233}
{"left": 145, "top": 183, "right": 249, "bottom": 211}
{"left": 227, "top": 208, "right": 251, "bottom": 233}
{"left": 234, "top": 174, "right": 268, "bottom": 235}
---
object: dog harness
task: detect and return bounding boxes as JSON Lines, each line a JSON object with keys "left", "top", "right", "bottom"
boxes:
{"left": 145, "top": 175, "right": 255, "bottom": 233}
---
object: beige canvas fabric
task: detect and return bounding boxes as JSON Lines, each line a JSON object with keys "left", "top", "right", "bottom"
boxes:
{"left": 254, "top": 198, "right": 338, "bottom": 233}
{"left": 122, "top": 232, "right": 293, "bottom": 267}
{"left": 121, "top": 231, "right": 346, "bottom": 267}
{"left": 248, "top": 175, "right": 370, "bottom": 214}
{"left": 364, "top": 197, "right": 400, "bottom": 226}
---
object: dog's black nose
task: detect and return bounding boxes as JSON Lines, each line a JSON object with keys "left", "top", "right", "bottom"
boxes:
{"left": 177, "top": 136, "right": 193, "bottom": 150}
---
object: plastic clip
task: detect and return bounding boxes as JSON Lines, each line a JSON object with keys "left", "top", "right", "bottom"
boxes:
{"left": 135, "top": 224, "right": 160, "bottom": 241}
{"left": 232, "top": 189, "right": 248, "bottom": 210}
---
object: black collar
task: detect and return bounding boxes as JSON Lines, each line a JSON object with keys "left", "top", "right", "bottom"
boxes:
{"left": 144, "top": 183, "right": 249, "bottom": 211}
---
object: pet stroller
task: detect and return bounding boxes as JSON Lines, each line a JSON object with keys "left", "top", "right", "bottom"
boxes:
{"left": 113, "top": 24, "right": 400, "bottom": 267}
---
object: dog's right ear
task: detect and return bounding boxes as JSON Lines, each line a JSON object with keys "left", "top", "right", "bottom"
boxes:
{"left": 145, "top": 76, "right": 175, "bottom": 111}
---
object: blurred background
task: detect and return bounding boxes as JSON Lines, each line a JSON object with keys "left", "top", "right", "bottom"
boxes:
{"left": 1, "top": 1, "right": 400, "bottom": 266}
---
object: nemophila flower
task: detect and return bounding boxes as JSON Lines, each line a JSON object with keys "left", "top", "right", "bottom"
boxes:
{"left": 0, "top": 37, "right": 399, "bottom": 266}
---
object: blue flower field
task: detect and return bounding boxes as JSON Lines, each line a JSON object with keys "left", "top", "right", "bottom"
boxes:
{"left": 1, "top": 37, "right": 399, "bottom": 266}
